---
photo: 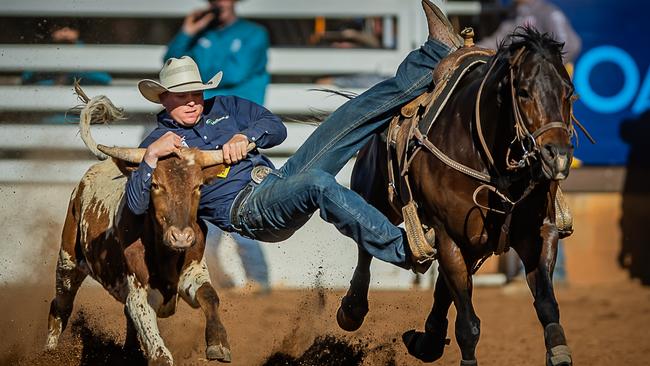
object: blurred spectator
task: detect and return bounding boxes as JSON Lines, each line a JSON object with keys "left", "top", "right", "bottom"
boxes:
{"left": 164, "top": 0, "right": 271, "bottom": 294}
{"left": 483, "top": 0, "right": 582, "bottom": 285}
{"left": 478, "top": 0, "right": 581, "bottom": 64}
{"left": 619, "top": 111, "right": 650, "bottom": 285}
{"left": 164, "top": 0, "right": 269, "bottom": 105}
{"left": 316, "top": 19, "right": 388, "bottom": 89}
{"left": 21, "top": 21, "right": 111, "bottom": 124}
{"left": 22, "top": 21, "right": 112, "bottom": 86}
{"left": 206, "top": 223, "right": 271, "bottom": 294}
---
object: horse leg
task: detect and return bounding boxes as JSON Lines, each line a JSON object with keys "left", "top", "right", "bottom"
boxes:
{"left": 402, "top": 269, "right": 452, "bottom": 362}
{"left": 517, "top": 223, "right": 572, "bottom": 366}
{"left": 337, "top": 246, "right": 372, "bottom": 331}
{"left": 438, "top": 233, "right": 481, "bottom": 365}
{"left": 178, "top": 259, "right": 231, "bottom": 363}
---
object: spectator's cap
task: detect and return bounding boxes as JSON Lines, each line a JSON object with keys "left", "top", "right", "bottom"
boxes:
{"left": 138, "top": 56, "right": 222, "bottom": 103}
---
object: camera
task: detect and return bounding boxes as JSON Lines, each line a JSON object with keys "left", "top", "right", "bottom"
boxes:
{"left": 195, "top": 6, "right": 221, "bottom": 21}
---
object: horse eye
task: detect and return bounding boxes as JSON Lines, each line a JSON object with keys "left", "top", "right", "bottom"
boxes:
{"left": 517, "top": 89, "right": 531, "bottom": 99}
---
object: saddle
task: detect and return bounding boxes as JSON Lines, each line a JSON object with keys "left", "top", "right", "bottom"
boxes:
{"left": 387, "top": 29, "right": 573, "bottom": 265}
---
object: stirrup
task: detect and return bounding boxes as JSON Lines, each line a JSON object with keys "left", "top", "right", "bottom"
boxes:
{"left": 402, "top": 201, "right": 437, "bottom": 273}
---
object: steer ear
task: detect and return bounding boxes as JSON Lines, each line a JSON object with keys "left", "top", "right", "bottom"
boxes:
{"left": 113, "top": 159, "right": 141, "bottom": 177}
{"left": 202, "top": 164, "right": 229, "bottom": 185}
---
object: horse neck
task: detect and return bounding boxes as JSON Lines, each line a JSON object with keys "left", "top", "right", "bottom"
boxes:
{"left": 473, "top": 60, "right": 518, "bottom": 176}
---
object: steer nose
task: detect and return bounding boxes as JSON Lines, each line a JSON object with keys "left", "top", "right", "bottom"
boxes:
{"left": 167, "top": 226, "right": 196, "bottom": 249}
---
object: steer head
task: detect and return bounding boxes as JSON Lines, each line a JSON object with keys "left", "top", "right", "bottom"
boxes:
{"left": 98, "top": 145, "right": 230, "bottom": 251}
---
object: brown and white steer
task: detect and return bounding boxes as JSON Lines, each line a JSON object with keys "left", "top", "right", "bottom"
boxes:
{"left": 45, "top": 96, "right": 239, "bottom": 365}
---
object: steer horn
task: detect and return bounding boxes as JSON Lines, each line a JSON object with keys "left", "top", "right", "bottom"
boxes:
{"left": 97, "top": 145, "right": 146, "bottom": 164}
{"left": 198, "top": 142, "right": 257, "bottom": 167}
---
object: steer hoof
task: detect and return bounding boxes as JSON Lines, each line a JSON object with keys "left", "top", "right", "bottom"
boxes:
{"left": 148, "top": 356, "right": 173, "bottom": 366}
{"left": 207, "top": 344, "right": 232, "bottom": 363}
{"left": 402, "top": 329, "right": 449, "bottom": 363}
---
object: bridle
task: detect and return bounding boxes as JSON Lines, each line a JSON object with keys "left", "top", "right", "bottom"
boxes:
{"left": 475, "top": 46, "right": 574, "bottom": 175}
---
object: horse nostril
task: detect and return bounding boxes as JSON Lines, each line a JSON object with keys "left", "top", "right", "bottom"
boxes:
{"left": 543, "top": 144, "right": 558, "bottom": 159}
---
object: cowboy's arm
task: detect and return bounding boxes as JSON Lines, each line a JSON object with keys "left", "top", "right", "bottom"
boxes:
{"left": 219, "top": 28, "right": 269, "bottom": 87}
{"left": 232, "top": 97, "right": 286, "bottom": 148}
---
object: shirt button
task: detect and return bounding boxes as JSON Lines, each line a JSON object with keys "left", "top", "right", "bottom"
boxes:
{"left": 251, "top": 137, "right": 257, "bottom": 141}
{"left": 146, "top": 173, "right": 151, "bottom": 177}
{"left": 215, "top": 145, "right": 220, "bottom": 149}
{"left": 203, "top": 135, "right": 208, "bottom": 140}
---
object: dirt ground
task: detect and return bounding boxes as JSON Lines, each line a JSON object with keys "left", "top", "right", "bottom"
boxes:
{"left": 1, "top": 278, "right": 649, "bottom": 366}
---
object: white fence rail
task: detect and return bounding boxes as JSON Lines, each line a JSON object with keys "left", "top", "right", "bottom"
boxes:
{"left": 0, "top": 84, "right": 364, "bottom": 114}
{"left": 0, "top": 45, "right": 407, "bottom": 75}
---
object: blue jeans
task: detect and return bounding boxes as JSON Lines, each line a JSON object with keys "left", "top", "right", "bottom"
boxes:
{"left": 206, "top": 223, "right": 270, "bottom": 287}
{"left": 233, "top": 39, "right": 450, "bottom": 268}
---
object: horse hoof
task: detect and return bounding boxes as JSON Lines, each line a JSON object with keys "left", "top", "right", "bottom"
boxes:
{"left": 546, "top": 344, "right": 571, "bottom": 366}
{"left": 402, "top": 329, "right": 448, "bottom": 363}
{"left": 336, "top": 305, "right": 364, "bottom": 332}
{"left": 207, "top": 344, "right": 232, "bottom": 363}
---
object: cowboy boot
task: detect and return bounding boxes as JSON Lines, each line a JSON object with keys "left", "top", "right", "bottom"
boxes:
{"left": 422, "top": 0, "right": 463, "bottom": 50}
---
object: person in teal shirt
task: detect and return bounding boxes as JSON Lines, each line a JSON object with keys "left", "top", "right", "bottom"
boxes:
{"left": 164, "top": 0, "right": 269, "bottom": 105}
{"left": 164, "top": 0, "right": 272, "bottom": 294}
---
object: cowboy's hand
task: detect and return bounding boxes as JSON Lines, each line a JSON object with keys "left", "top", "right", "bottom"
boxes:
{"left": 182, "top": 8, "right": 215, "bottom": 36}
{"left": 222, "top": 134, "right": 249, "bottom": 165}
{"left": 144, "top": 132, "right": 183, "bottom": 168}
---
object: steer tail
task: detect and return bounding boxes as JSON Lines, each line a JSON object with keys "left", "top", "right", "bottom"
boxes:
{"left": 71, "top": 80, "right": 127, "bottom": 160}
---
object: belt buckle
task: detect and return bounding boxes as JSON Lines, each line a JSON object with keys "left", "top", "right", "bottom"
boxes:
{"left": 251, "top": 165, "right": 271, "bottom": 184}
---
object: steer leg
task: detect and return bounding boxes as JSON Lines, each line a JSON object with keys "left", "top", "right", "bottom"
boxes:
{"left": 403, "top": 269, "right": 452, "bottom": 362}
{"left": 45, "top": 247, "right": 87, "bottom": 351}
{"left": 178, "top": 259, "right": 231, "bottom": 363}
{"left": 125, "top": 275, "right": 173, "bottom": 366}
{"left": 337, "top": 247, "right": 372, "bottom": 332}
{"left": 517, "top": 222, "right": 572, "bottom": 366}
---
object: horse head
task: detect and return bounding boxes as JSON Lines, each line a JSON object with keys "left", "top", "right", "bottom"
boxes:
{"left": 494, "top": 27, "right": 576, "bottom": 180}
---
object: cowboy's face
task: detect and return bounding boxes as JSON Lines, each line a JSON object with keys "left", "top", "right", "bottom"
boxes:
{"left": 160, "top": 91, "right": 205, "bottom": 127}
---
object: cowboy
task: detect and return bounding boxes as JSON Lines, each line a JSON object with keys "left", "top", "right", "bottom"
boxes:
{"left": 126, "top": 0, "right": 460, "bottom": 273}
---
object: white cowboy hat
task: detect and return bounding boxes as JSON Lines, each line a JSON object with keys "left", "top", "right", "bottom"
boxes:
{"left": 138, "top": 56, "right": 223, "bottom": 104}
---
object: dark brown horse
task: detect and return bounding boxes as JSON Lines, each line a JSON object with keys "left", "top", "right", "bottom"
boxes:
{"left": 338, "top": 28, "right": 576, "bottom": 366}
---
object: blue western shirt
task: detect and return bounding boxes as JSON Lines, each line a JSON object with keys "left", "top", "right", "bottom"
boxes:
{"left": 125, "top": 95, "right": 286, "bottom": 230}
{"left": 164, "top": 19, "right": 270, "bottom": 105}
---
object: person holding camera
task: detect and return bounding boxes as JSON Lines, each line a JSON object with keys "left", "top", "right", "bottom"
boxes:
{"left": 164, "top": 0, "right": 269, "bottom": 105}
{"left": 164, "top": 0, "right": 271, "bottom": 294}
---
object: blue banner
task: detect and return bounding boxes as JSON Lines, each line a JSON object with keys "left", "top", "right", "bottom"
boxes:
{"left": 554, "top": 0, "right": 648, "bottom": 164}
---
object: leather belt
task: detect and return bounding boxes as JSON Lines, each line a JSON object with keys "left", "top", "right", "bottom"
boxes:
{"left": 229, "top": 165, "right": 272, "bottom": 232}
{"left": 229, "top": 183, "right": 254, "bottom": 232}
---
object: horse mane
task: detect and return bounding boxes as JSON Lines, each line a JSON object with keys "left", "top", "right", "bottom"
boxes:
{"left": 496, "top": 26, "right": 565, "bottom": 63}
